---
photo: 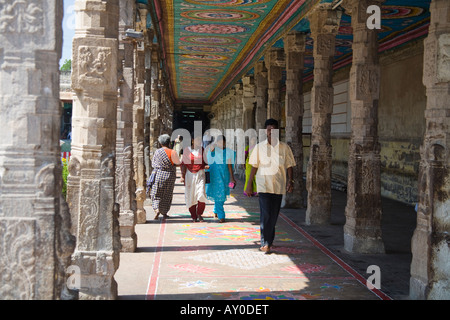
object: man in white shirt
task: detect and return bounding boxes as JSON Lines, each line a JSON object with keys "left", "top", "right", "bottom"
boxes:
{"left": 245, "top": 119, "right": 296, "bottom": 254}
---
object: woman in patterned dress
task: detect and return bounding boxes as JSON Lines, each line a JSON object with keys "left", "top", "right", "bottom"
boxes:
{"left": 148, "top": 134, "right": 181, "bottom": 220}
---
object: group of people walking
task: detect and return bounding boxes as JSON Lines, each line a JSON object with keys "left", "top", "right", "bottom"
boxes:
{"left": 147, "top": 118, "right": 296, "bottom": 254}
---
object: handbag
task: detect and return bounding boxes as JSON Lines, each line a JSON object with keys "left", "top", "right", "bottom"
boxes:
{"left": 146, "top": 170, "right": 157, "bottom": 194}
{"left": 205, "top": 170, "right": 210, "bottom": 184}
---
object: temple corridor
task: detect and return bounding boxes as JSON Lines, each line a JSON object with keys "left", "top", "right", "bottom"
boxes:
{"left": 0, "top": 0, "right": 448, "bottom": 301}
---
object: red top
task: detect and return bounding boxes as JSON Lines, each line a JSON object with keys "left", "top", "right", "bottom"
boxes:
{"left": 164, "top": 148, "right": 173, "bottom": 165}
{"left": 181, "top": 147, "right": 206, "bottom": 173}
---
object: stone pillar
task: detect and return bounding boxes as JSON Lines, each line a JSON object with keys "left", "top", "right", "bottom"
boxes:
{"left": 133, "top": 43, "right": 147, "bottom": 224}
{"left": 221, "top": 98, "right": 226, "bottom": 130}
{"left": 224, "top": 95, "right": 231, "bottom": 129}
{"left": 215, "top": 100, "right": 222, "bottom": 131}
{"left": 144, "top": 37, "right": 152, "bottom": 181}
{"left": 0, "top": 0, "right": 75, "bottom": 300}
{"left": 242, "top": 76, "right": 256, "bottom": 131}
{"left": 229, "top": 88, "right": 237, "bottom": 130}
{"left": 266, "top": 48, "right": 285, "bottom": 123}
{"left": 116, "top": 0, "right": 137, "bottom": 253}
{"left": 235, "top": 84, "right": 243, "bottom": 130}
{"left": 255, "top": 61, "right": 268, "bottom": 131}
{"left": 343, "top": 0, "right": 384, "bottom": 253}
{"left": 212, "top": 102, "right": 217, "bottom": 130}
{"left": 218, "top": 99, "right": 225, "bottom": 131}
{"left": 68, "top": 0, "right": 121, "bottom": 299}
{"left": 284, "top": 31, "right": 307, "bottom": 209}
{"left": 410, "top": 0, "right": 450, "bottom": 300}
{"left": 150, "top": 45, "right": 161, "bottom": 160}
{"left": 143, "top": 25, "right": 154, "bottom": 182}
{"left": 305, "top": 5, "right": 341, "bottom": 225}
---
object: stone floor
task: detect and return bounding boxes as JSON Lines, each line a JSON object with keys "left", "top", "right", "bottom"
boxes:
{"left": 115, "top": 169, "right": 416, "bottom": 300}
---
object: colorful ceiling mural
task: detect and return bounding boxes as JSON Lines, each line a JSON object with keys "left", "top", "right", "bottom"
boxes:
{"left": 147, "top": 0, "right": 431, "bottom": 105}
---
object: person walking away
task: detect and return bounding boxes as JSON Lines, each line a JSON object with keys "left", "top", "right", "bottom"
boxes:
{"left": 149, "top": 134, "right": 181, "bottom": 220}
{"left": 180, "top": 133, "right": 208, "bottom": 222}
{"left": 245, "top": 119, "right": 295, "bottom": 254}
{"left": 206, "top": 135, "right": 236, "bottom": 223}
{"left": 174, "top": 135, "right": 183, "bottom": 158}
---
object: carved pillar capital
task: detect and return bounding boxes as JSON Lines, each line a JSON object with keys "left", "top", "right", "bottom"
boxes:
{"left": 284, "top": 31, "right": 307, "bottom": 54}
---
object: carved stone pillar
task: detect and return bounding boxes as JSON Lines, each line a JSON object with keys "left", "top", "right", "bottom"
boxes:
{"left": 150, "top": 45, "right": 161, "bottom": 160}
{"left": 266, "top": 48, "right": 285, "bottom": 123}
{"left": 305, "top": 5, "right": 341, "bottom": 225}
{"left": 284, "top": 31, "right": 306, "bottom": 209}
{"left": 235, "top": 84, "right": 243, "bottom": 130}
{"left": 116, "top": 0, "right": 137, "bottom": 253}
{"left": 410, "top": 0, "right": 450, "bottom": 300}
{"left": 242, "top": 76, "right": 256, "bottom": 131}
{"left": 218, "top": 99, "right": 225, "bottom": 131}
{"left": 68, "top": 0, "right": 120, "bottom": 299}
{"left": 255, "top": 61, "right": 268, "bottom": 131}
{"left": 343, "top": 0, "right": 384, "bottom": 253}
{"left": 229, "top": 88, "right": 237, "bottom": 130}
{"left": 212, "top": 101, "right": 217, "bottom": 130}
{"left": 224, "top": 96, "right": 231, "bottom": 129}
{"left": 143, "top": 27, "right": 154, "bottom": 183}
{"left": 0, "top": 0, "right": 75, "bottom": 300}
{"left": 134, "top": 44, "right": 147, "bottom": 224}
{"left": 215, "top": 100, "right": 222, "bottom": 131}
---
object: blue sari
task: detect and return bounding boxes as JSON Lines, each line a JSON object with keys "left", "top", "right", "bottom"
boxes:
{"left": 206, "top": 147, "right": 235, "bottom": 203}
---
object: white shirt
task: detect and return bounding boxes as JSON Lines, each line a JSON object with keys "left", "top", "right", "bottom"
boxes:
{"left": 248, "top": 139, "right": 296, "bottom": 195}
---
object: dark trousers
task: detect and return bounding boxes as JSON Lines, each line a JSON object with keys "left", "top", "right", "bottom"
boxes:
{"left": 258, "top": 193, "right": 283, "bottom": 247}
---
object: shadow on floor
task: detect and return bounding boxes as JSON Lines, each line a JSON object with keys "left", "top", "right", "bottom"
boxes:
{"left": 281, "top": 188, "right": 417, "bottom": 300}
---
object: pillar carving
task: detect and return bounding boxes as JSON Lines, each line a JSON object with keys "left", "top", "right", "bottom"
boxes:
{"left": 219, "top": 99, "right": 225, "bottom": 131}
{"left": 234, "top": 84, "right": 243, "bottom": 130}
{"left": 305, "top": 5, "right": 341, "bottom": 225}
{"left": 133, "top": 45, "right": 147, "bottom": 224}
{"left": 343, "top": 0, "right": 385, "bottom": 253}
{"left": 284, "top": 31, "right": 307, "bottom": 209}
{"left": 242, "top": 76, "right": 256, "bottom": 131}
{"left": 255, "top": 61, "right": 268, "bottom": 131}
{"left": 150, "top": 44, "right": 161, "bottom": 160}
{"left": 266, "top": 48, "right": 285, "bottom": 123}
{"left": 0, "top": 0, "right": 75, "bottom": 299}
{"left": 116, "top": 0, "right": 137, "bottom": 253}
{"left": 68, "top": 0, "right": 120, "bottom": 299}
{"left": 210, "top": 104, "right": 217, "bottom": 129}
{"left": 410, "top": 0, "right": 450, "bottom": 300}
{"left": 229, "top": 88, "right": 237, "bottom": 130}
{"left": 215, "top": 100, "right": 222, "bottom": 131}
{"left": 143, "top": 24, "right": 154, "bottom": 183}
{"left": 224, "top": 96, "right": 231, "bottom": 129}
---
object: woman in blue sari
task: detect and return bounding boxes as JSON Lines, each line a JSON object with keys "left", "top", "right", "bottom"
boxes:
{"left": 206, "top": 135, "right": 236, "bottom": 223}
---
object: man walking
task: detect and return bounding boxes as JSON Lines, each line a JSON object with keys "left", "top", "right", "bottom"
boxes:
{"left": 245, "top": 119, "right": 296, "bottom": 254}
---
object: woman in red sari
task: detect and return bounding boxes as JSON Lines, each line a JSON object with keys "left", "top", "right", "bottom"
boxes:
{"left": 180, "top": 133, "right": 208, "bottom": 222}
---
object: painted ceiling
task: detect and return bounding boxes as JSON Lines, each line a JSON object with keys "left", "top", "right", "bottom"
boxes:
{"left": 146, "top": 0, "right": 431, "bottom": 106}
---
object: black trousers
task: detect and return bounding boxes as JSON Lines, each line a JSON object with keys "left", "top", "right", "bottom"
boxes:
{"left": 258, "top": 193, "right": 283, "bottom": 247}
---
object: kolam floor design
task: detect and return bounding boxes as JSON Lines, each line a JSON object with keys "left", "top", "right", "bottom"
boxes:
{"left": 116, "top": 169, "right": 390, "bottom": 300}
